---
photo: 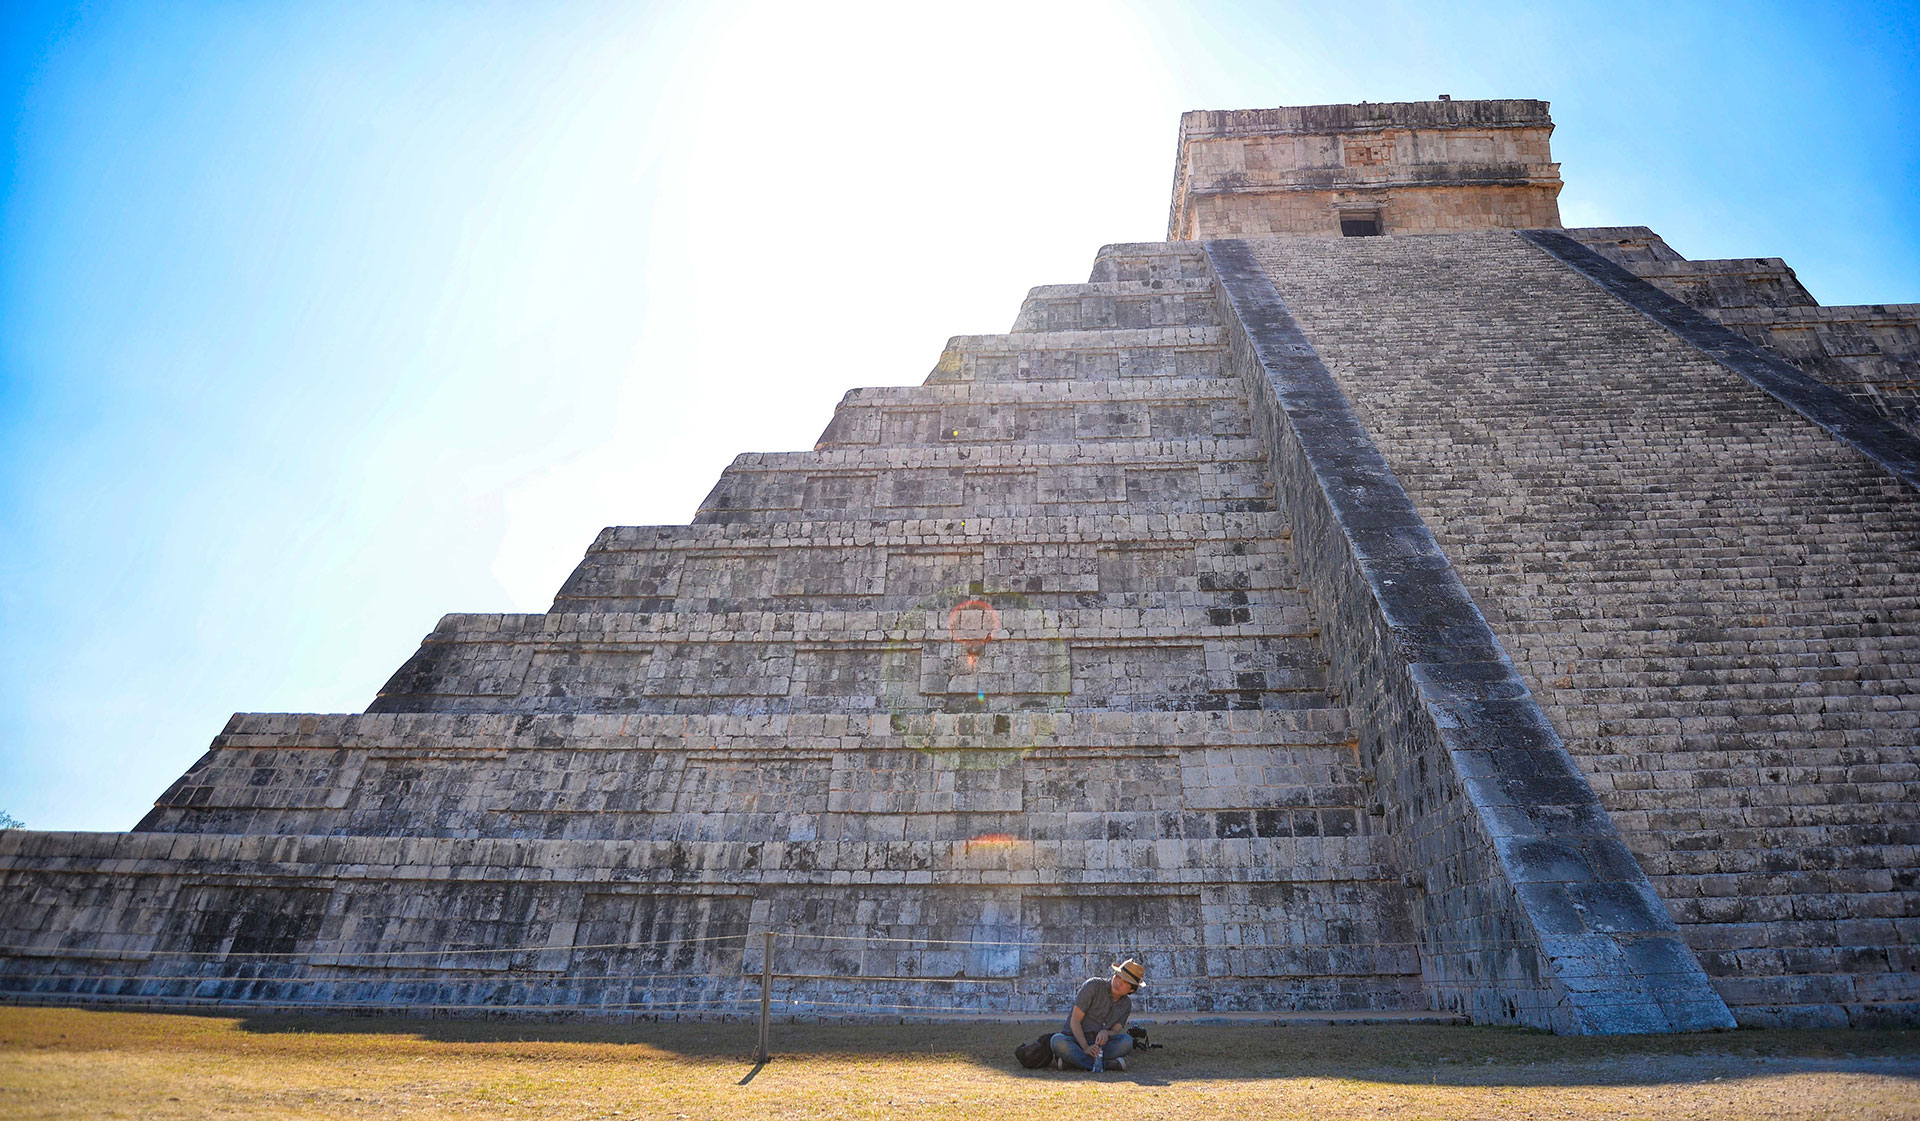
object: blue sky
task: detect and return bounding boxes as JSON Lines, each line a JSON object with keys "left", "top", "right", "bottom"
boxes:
{"left": 3, "top": 0, "right": 1916, "bottom": 831}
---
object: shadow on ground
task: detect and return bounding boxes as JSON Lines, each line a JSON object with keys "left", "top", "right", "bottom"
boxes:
{"left": 206, "top": 1012, "right": 1920, "bottom": 1088}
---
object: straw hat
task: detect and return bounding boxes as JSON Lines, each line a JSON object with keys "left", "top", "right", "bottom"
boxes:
{"left": 1111, "top": 959, "right": 1146, "bottom": 988}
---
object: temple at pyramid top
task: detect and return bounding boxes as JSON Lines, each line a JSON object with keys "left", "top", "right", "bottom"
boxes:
{"left": 1168, "top": 98, "right": 1563, "bottom": 239}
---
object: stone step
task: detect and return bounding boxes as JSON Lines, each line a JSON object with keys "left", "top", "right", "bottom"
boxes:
{"left": 815, "top": 379, "right": 1251, "bottom": 448}
{"left": 1509, "top": 643, "right": 1920, "bottom": 675}
{"left": 1609, "top": 808, "right": 1919, "bottom": 848}
{"left": 1503, "top": 609, "right": 1920, "bottom": 636}
{"left": 1556, "top": 725, "right": 1919, "bottom": 753}
{"left": 1557, "top": 735, "right": 1916, "bottom": 765}
{"left": 1616, "top": 805, "right": 1919, "bottom": 838}
{"left": 1678, "top": 917, "right": 1920, "bottom": 956}
{"left": 928, "top": 327, "right": 1229, "bottom": 383}
{"left": 367, "top": 605, "right": 1337, "bottom": 716}
{"left": 554, "top": 513, "right": 1299, "bottom": 615}
{"left": 1010, "top": 280, "right": 1220, "bottom": 333}
{"left": 1671, "top": 891, "right": 1918, "bottom": 929}
{"left": 1657, "top": 853, "right": 1920, "bottom": 892}
{"left": 1448, "top": 550, "right": 1920, "bottom": 584}
{"left": 1508, "top": 638, "right": 1920, "bottom": 679}
{"left": 1580, "top": 749, "right": 1916, "bottom": 778}
{"left": 692, "top": 439, "right": 1276, "bottom": 525}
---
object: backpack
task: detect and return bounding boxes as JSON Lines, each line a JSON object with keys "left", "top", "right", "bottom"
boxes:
{"left": 1013, "top": 1032, "right": 1054, "bottom": 1069}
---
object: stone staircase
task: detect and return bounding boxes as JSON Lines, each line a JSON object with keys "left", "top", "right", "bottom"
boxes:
{"left": 0, "top": 242, "right": 1431, "bottom": 1019}
{"left": 1568, "top": 227, "right": 1920, "bottom": 440}
{"left": 1250, "top": 229, "right": 1920, "bottom": 1027}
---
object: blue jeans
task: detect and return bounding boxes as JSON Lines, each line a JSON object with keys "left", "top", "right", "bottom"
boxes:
{"left": 1050, "top": 1030, "right": 1133, "bottom": 1070}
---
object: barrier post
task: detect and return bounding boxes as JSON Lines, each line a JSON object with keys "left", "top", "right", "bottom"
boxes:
{"left": 757, "top": 930, "right": 773, "bottom": 1062}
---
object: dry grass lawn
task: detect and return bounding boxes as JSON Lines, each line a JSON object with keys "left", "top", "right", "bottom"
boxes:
{"left": 0, "top": 1004, "right": 1916, "bottom": 1120}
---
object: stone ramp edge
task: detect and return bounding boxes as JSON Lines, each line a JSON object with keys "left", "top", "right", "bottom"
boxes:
{"left": 1202, "top": 236, "right": 1737, "bottom": 1035}
{"left": 1517, "top": 228, "right": 1920, "bottom": 492}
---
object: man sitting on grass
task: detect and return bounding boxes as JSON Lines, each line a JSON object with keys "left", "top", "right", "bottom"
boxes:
{"left": 1050, "top": 959, "right": 1144, "bottom": 1071}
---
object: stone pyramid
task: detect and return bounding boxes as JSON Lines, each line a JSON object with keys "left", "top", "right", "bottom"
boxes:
{"left": 3, "top": 99, "right": 1914, "bottom": 1034}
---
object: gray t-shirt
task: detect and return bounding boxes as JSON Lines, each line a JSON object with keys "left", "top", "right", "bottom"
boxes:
{"left": 1066, "top": 975, "right": 1131, "bottom": 1037}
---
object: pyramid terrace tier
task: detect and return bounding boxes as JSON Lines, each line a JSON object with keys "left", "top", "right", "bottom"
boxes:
{"left": 816, "top": 378, "right": 1251, "bottom": 449}
{"left": 1087, "top": 242, "right": 1215, "bottom": 285}
{"left": 1714, "top": 304, "right": 1920, "bottom": 441}
{"left": 1008, "top": 279, "right": 1222, "bottom": 333}
{"left": 137, "top": 709, "right": 1372, "bottom": 843}
{"left": 367, "top": 605, "right": 1335, "bottom": 715}
{"left": 693, "top": 438, "right": 1275, "bottom": 524}
{"left": 0, "top": 829, "right": 1424, "bottom": 1017}
{"left": 552, "top": 511, "right": 1299, "bottom": 614}
{"left": 1616, "top": 257, "right": 1817, "bottom": 311}
{"left": 928, "top": 327, "right": 1230, "bottom": 384}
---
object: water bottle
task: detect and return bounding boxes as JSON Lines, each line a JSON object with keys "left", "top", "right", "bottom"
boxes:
{"left": 1091, "top": 1049, "right": 1105, "bottom": 1073}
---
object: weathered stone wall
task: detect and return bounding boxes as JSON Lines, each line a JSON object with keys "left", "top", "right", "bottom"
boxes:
{"left": 1178, "top": 185, "right": 1563, "bottom": 243}
{"left": 363, "top": 604, "right": 1325, "bottom": 716}
{"left": 1248, "top": 230, "right": 1920, "bottom": 1027}
{"left": 1169, "top": 100, "right": 1563, "bottom": 240}
{"left": 1717, "top": 304, "right": 1920, "bottom": 439}
{"left": 137, "top": 711, "right": 1363, "bottom": 840}
{"left": 553, "top": 514, "right": 1279, "bottom": 614}
{"left": 5, "top": 715, "right": 1418, "bottom": 1017}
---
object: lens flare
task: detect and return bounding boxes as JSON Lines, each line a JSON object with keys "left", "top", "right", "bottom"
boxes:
{"left": 947, "top": 597, "right": 999, "bottom": 672}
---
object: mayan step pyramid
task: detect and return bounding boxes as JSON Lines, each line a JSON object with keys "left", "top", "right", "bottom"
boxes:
{"left": 3, "top": 99, "right": 1915, "bottom": 1034}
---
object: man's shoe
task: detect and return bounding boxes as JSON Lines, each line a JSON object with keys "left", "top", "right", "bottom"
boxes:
{"left": 1108, "top": 1057, "right": 1126, "bottom": 1072}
